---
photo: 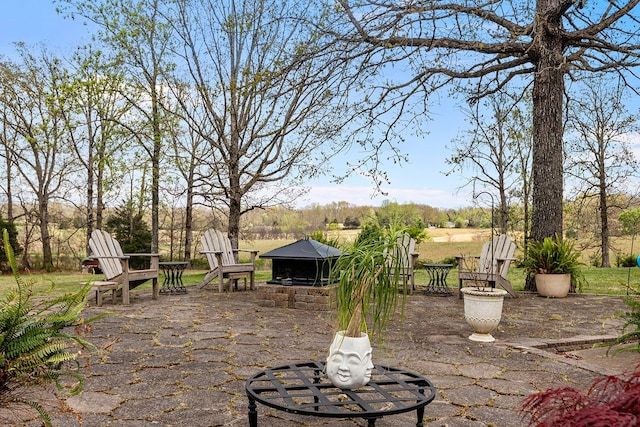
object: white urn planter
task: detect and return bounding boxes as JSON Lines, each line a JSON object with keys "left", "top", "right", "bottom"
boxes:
{"left": 460, "top": 287, "right": 508, "bottom": 343}
{"left": 535, "top": 273, "right": 571, "bottom": 298}
{"left": 326, "top": 330, "right": 374, "bottom": 389}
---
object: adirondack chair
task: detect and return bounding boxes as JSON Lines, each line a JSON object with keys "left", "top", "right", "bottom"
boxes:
{"left": 198, "top": 229, "right": 258, "bottom": 292}
{"left": 88, "top": 229, "right": 160, "bottom": 305}
{"left": 386, "top": 232, "right": 420, "bottom": 295}
{"left": 455, "top": 234, "right": 517, "bottom": 298}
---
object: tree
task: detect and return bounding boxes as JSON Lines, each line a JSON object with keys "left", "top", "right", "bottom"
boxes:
{"left": 0, "top": 46, "right": 79, "bottom": 270}
{"left": 321, "top": 0, "right": 640, "bottom": 242}
{"left": 170, "top": 0, "right": 343, "bottom": 249}
{"left": 105, "top": 200, "right": 152, "bottom": 269}
{"left": 447, "top": 92, "right": 531, "bottom": 234}
{"left": 62, "top": 46, "right": 134, "bottom": 255}
{"left": 565, "top": 78, "right": 640, "bottom": 267}
{"left": 59, "top": 0, "right": 176, "bottom": 254}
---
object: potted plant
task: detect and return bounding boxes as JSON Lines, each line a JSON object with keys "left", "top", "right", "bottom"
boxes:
{"left": 522, "top": 234, "right": 586, "bottom": 298}
{"left": 457, "top": 252, "right": 509, "bottom": 342}
{"left": 459, "top": 285, "right": 509, "bottom": 343}
{"left": 326, "top": 225, "right": 410, "bottom": 389}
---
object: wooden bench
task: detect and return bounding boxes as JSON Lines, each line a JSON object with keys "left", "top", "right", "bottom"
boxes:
{"left": 82, "top": 281, "right": 119, "bottom": 306}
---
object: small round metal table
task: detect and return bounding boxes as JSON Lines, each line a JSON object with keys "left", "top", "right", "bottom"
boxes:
{"left": 423, "top": 263, "right": 454, "bottom": 295}
{"left": 245, "top": 361, "right": 436, "bottom": 426}
{"left": 159, "top": 262, "right": 188, "bottom": 294}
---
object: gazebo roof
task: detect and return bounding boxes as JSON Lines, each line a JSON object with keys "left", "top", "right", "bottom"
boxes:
{"left": 260, "top": 238, "right": 342, "bottom": 260}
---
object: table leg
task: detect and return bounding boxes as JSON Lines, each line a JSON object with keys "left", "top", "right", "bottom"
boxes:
{"left": 175, "top": 268, "right": 186, "bottom": 292}
{"left": 248, "top": 397, "right": 258, "bottom": 427}
{"left": 416, "top": 406, "right": 425, "bottom": 427}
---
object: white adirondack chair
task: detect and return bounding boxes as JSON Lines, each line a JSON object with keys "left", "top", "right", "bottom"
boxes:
{"left": 198, "top": 229, "right": 258, "bottom": 292}
{"left": 456, "top": 234, "right": 517, "bottom": 298}
{"left": 386, "top": 232, "right": 420, "bottom": 295}
{"left": 88, "top": 229, "right": 160, "bottom": 305}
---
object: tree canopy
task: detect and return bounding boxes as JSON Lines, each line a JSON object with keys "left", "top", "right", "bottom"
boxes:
{"left": 317, "top": 0, "right": 640, "bottom": 241}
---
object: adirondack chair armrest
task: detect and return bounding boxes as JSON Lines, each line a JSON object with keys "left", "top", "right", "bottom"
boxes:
{"left": 238, "top": 249, "right": 259, "bottom": 263}
{"left": 90, "top": 255, "right": 130, "bottom": 260}
{"left": 199, "top": 250, "right": 223, "bottom": 255}
{"left": 123, "top": 253, "right": 160, "bottom": 257}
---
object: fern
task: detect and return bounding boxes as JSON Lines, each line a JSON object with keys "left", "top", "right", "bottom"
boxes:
{"left": 0, "top": 229, "right": 106, "bottom": 426}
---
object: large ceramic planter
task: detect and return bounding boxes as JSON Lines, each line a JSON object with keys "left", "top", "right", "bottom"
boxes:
{"left": 535, "top": 273, "right": 571, "bottom": 298}
{"left": 460, "top": 287, "right": 508, "bottom": 343}
{"left": 326, "top": 330, "right": 374, "bottom": 389}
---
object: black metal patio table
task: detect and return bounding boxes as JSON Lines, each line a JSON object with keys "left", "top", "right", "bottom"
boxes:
{"left": 159, "top": 261, "right": 188, "bottom": 294}
{"left": 245, "top": 361, "right": 436, "bottom": 426}
{"left": 423, "top": 263, "right": 454, "bottom": 296}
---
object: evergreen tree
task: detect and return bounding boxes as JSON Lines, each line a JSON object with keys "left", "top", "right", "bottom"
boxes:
{"left": 105, "top": 202, "right": 152, "bottom": 269}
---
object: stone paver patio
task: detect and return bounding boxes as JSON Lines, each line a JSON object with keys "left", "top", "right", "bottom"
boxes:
{"left": 8, "top": 285, "right": 639, "bottom": 427}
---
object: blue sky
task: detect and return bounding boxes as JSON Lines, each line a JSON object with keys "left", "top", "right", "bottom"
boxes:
{"left": 1, "top": 1, "right": 475, "bottom": 209}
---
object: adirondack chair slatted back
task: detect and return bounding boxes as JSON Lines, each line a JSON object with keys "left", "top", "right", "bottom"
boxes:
{"left": 199, "top": 228, "right": 257, "bottom": 291}
{"left": 201, "top": 229, "right": 236, "bottom": 268}
{"left": 392, "top": 232, "right": 415, "bottom": 273}
{"left": 457, "top": 233, "right": 517, "bottom": 298}
{"left": 89, "top": 229, "right": 124, "bottom": 281}
{"left": 478, "top": 234, "right": 516, "bottom": 279}
{"left": 383, "top": 232, "right": 418, "bottom": 293}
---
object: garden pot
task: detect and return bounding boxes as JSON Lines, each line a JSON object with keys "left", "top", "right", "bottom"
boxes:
{"left": 460, "top": 287, "right": 508, "bottom": 343}
{"left": 535, "top": 273, "right": 571, "bottom": 298}
{"left": 326, "top": 330, "right": 374, "bottom": 389}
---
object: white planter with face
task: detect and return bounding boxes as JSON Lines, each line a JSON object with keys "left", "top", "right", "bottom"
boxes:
{"left": 326, "top": 330, "right": 374, "bottom": 389}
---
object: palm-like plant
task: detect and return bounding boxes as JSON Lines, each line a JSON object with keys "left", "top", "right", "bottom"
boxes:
{"left": 330, "top": 225, "right": 410, "bottom": 340}
{"left": 522, "top": 234, "right": 587, "bottom": 292}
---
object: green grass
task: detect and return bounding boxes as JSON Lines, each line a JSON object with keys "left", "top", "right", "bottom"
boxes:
{"left": 3, "top": 229, "right": 639, "bottom": 298}
{"left": 2, "top": 264, "right": 638, "bottom": 299}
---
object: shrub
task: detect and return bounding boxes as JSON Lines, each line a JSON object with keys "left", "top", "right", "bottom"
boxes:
{"left": 521, "top": 369, "right": 640, "bottom": 426}
{"left": 308, "top": 229, "right": 341, "bottom": 248}
{"left": 0, "top": 230, "right": 103, "bottom": 426}
{"left": 616, "top": 254, "right": 637, "bottom": 268}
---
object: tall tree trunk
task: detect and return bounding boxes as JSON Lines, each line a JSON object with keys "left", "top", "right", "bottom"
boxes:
{"left": 86, "top": 114, "right": 95, "bottom": 256}
{"left": 96, "top": 121, "right": 106, "bottom": 231}
{"left": 228, "top": 189, "right": 242, "bottom": 257}
{"left": 183, "top": 181, "right": 194, "bottom": 263}
{"left": 4, "top": 146, "right": 12, "bottom": 221}
{"left": 151, "top": 91, "right": 161, "bottom": 254}
{"left": 39, "top": 200, "right": 53, "bottom": 270}
{"left": 531, "top": 3, "right": 565, "bottom": 242}
{"left": 600, "top": 177, "right": 611, "bottom": 267}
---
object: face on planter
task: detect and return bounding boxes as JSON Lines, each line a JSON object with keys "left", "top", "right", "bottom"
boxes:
{"left": 326, "top": 340, "right": 374, "bottom": 388}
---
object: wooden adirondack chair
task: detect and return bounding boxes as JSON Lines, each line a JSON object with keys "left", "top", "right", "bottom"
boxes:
{"left": 387, "top": 232, "right": 420, "bottom": 295}
{"left": 455, "top": 234, "right": 517, "bottom": 298}
{"left": 198, "top": 229, "right": 258, "bottom": 292}
{"left": 88, "top": 229, "right": 160, "bottom": 305}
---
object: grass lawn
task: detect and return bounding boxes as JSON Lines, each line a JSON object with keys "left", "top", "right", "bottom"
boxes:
{"left": 2, "top": 228, "right": 639, "bottom": 298}
{"left": 1, "top": 263, "right": 638, "bottom": 299}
